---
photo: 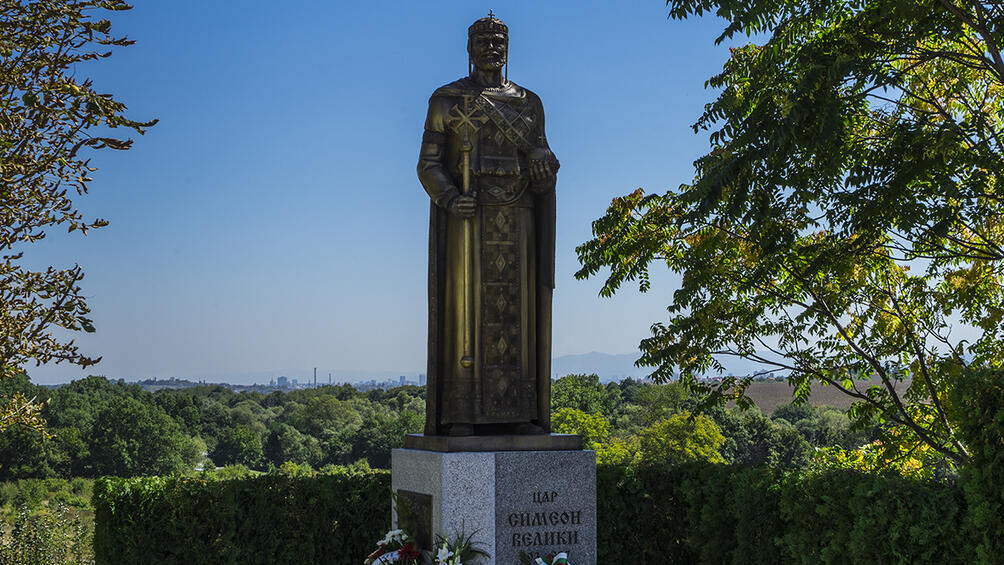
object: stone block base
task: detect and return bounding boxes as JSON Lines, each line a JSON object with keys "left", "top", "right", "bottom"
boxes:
{"left": 391, "top": 448, "right": 597, "bottom": 565}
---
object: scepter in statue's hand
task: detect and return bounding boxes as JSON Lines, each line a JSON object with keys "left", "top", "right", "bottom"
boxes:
{"left": 448, "top": 194, "right": 477, "bottom": 217}
{"left": 459, "top": 134, "right": 476, "bottom": 372}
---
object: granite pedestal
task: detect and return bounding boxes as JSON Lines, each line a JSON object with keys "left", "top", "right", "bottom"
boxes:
{"left": 391, "top": 443, "right": 597, "bottom": 565}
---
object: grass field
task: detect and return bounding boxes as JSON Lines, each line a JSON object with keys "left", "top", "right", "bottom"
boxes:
{"left": 743, "top": 378, "right": 910, "bottom": 414}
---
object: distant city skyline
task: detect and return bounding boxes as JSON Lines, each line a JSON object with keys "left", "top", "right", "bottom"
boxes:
{"left": 38, "top": 351, "right": 773, "bottom": 387}
{"left": 23, "top": 2, "right": 745, "bottom": 385}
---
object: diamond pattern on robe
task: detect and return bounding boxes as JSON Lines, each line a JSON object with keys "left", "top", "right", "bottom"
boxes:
{"left": 496, "top": 294, "right": 507, "bottom": 313}
{"left": 497, "top": 336, "right": 508, "bottom": 356}
{"left": 493, "top": 211, "right": 507, "bottom": 231}
{"left": 495, "top": 254, "right": 507, "bottom": 272}
{"left": 494, "top": 130, "right": 506, "bottom": 146}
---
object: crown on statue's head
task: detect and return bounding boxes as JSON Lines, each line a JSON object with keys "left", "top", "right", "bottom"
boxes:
{"left": 468, "top": 11, "right": 507, "bottom": 37}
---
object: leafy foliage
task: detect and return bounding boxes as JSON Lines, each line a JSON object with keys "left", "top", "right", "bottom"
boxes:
{"left": 576, "top": 0, "right": 1004, "bottom": 466}
{"left": 83, "top": 370, "right": 1003, "bottom": 563}
{"left": 0, "top": 0, "right": 155, "bottom": 430}
{"left": 715, "top": 407, "right": 812, "bottom": 468}
{"left": 597, "top": 462, "right": 969, "bottom": 564}
{"left": 551, "top": 407, "right": 610, "bottom": 449}
{"left": 0, "top": 504, "right": 93, "bottom": 565}
{"left": 92, "top": 468, "right": 390, "bottom": 565}
{"left": 211, "top": 425, "right": 264, "bottom": 469}
{"left": 0, "top": 377, "right": 431, "bottom": 478}
{"left": 950, "top": 368, "right": 1004, "bottom": 561}
{"left": 88, "top": 396, "right": 201, "bottom": 477}
{"left": 550, "top": 374, "right": 620, "bottom": 416}
{"left": 90, "top": 461, "right": 980, "bottom": 565}
{"left": 2, "top": 373, "right": 893, "bottom": 480}
{"left": 637, "top": 412, "right": 726, "bottom": 464}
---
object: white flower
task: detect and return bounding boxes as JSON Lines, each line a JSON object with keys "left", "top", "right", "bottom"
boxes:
{"left": 379, "top": 529, "right": 405, "bottom": 546}
{"left": 435, "top": 547, "right": 453, "bottom": 563}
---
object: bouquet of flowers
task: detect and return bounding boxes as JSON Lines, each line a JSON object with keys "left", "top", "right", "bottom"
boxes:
{"left": 363, "top": 529, "right": 422, "bottom": 565}
{"left": 364, "top": 529, "right": 488, "bottom": 565}
{"left": 519, "top": 551, "right": 570, "bottom": 565}
{"left": 431, "top": 532, "right": 489, "bottom": 565}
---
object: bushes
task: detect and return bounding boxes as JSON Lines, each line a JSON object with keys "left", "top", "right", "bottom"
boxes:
{"left": 951, "top": 368, "right": 1004, "bottom": 563}
{"left": 0, "top": 505, "right": 93, "bottom": 565}
{"left": 0, "top": 479, "right": 92, "bottom": 513}
{"left": 596, "top": 464, "right": 698, "bottom": 563}
{"left": 92, "top": 468, "right": 390, "bottom": 565}
{"left": 776, "top": 471, "right": 966, "bottom": 564}
{"left": 93, "top": 463, "right": 978, "bottom": 565}
{"left": 597, "top": 463, "right": 969, "bottom": 564}
{"left": 593, "top": 367, "right": 1000, "bottom": 564}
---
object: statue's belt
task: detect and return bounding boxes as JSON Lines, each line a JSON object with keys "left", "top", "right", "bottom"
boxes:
{"left": 475, "top": 175, "right": 531, "bottom": 207}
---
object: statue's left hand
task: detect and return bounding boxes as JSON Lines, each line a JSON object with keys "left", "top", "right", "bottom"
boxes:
{"left": 529, "top": 148, "right": 559, "bottom": 182}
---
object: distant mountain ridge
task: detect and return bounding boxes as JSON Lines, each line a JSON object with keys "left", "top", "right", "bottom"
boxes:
{"left": 551, "top": 351, "right": 781, "bottom": 383}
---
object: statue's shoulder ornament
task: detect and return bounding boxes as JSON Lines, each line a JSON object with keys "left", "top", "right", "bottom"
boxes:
{"left": 431, "top": 78, "right": 530, "bottom": 102}
{"left": 431, "top": 77, "right": 477, "bottom": 98}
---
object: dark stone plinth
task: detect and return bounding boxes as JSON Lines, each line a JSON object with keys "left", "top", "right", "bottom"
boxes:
{"left": 404, "top": 433, "right": 582, "bottom": 452}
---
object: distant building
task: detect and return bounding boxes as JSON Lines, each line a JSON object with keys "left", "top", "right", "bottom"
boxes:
{"left": 400, "top": 375, "right": 406, "bottom": 385}
{"left": 277, "top": 376, "right": 289, "bottom": 389}
{"left": 419, "top": 374, "right": 426, "bottom": 386}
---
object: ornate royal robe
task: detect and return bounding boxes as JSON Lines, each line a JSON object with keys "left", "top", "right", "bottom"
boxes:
{"left": 418, "top": 77, "right": 557, "bottom": 435}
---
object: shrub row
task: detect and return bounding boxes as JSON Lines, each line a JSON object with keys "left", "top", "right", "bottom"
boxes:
{"left": 95, "top": 464, "right": 975, "bottom": 565}
{"left": 950, "top": 367, "right": 1004, "bottom": 563}
{"left": 597, "top": 463, "right": 969, "bottom": 564}
{"left": 92, "top": 470, "right": 389, "bottom": 565}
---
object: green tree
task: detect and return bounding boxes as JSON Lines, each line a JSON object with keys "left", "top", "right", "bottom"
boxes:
{"left": 352, "top": 409, "right": 423, "bottom": 469}
{"left": 551, "top": 407, "right": 611, "bottom": 449}
{"left": 211, "top": 426, "right": 265, "bottom": 469}
{"left": 550, "top": 374, "right": 620, "bottom": 416}
{"left": 627, "top": 381, "right": 695, "bottom": 429}
{"left": 286, "top": 395, "right": 363, "bottom": 438}
{"left": 576, "top": 0, "right": 1004, "bottom": 466}
{"left": 0, "top": 1, "right": 155, "bottom": 430}
{"left": 88, "top": 396, "right": 198, "bottom": 476}
{"left": 713, "top": 408, "right": 811, "bottom": 468}
{"left": 637, "top": 412, "right": 726, "bottom": 465}
{"left": 263, "top": 423, "right": 322, "bottom": 467}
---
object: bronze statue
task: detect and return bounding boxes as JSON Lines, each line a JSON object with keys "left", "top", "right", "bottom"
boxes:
{"left": 418, "top": 13, "right": 559, "bottom": 437}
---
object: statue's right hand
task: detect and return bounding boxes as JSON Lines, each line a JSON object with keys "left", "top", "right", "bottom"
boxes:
{"left": 447, "top": 194, "right": 477, "bottom": 217}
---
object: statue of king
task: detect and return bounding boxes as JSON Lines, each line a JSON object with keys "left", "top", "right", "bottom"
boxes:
{"left": 418, "top": 13, "right": 559, "bottom": 437}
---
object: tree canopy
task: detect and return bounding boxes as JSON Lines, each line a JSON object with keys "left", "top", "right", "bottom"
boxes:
{"left": 0, "top": 0, "right": 155, "bottom": 430}
{"left": 576, "top": 0, "right": 1004, "bottom": 469}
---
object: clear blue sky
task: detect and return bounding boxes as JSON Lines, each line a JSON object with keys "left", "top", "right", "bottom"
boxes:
{"left": 25, "top": 1, "right": 747, "bottom": 385}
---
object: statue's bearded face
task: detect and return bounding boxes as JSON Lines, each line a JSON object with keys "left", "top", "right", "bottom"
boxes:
{"left": 469, "top": 32, "right": 508, "bottom": 71}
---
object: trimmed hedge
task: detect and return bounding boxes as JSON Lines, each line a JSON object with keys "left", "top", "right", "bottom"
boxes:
{"left": 952, "top": 368, "right": 1004, "bottom": 563}
{"left": 93, "top": 471, "right": 389, "bottom": 565}
{"left": 94, "top": 466, "right": 973, "bottom": 565}
{"left": 597, "top": 464, "right": 970, "bottom": 565}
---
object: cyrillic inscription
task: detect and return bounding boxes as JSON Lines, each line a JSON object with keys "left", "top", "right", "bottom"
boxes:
{"left": 506, "top": 492, "right": 583, "bottom": 550}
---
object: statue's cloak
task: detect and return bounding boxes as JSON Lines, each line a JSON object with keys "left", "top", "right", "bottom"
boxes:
{"left": 425, "top": 191, "right": 554, "bottom": 435}
{"left": 420, "top": 78, "right": 556, "bottom": 435}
